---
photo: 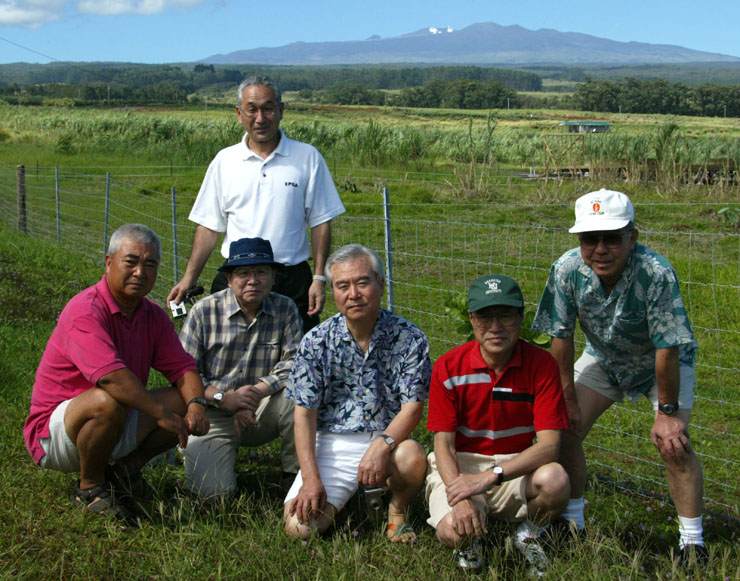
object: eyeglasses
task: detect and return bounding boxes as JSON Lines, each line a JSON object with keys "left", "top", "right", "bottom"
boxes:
{"left": 238, "top": 106, "right": 278, "bottom": 119}
{"left": 578, "top": 230, "right": 632, "bottom": 249}
{"left": 231, "top": 266, "right": 272, "bottom": 280}
{"left": 471, "top": 310, "right": 519, "bottom": 328}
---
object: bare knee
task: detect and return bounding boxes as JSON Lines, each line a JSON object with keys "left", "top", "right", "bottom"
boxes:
{"left": 436, "top": 515, "right": 464, "bottom": 548}
{"left": 530, "top": 463, "right": 570, "bottom": 509}
{"left": 391, "top": 439, "right": 427, "bottom": 479}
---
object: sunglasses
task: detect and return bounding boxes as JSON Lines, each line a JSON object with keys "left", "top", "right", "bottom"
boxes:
{"left": 578, "top": 230, "right": 632, "bottom": 249}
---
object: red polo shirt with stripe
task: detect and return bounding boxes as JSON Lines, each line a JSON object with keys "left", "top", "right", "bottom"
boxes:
{"left": 427, "top": 339, "right": 569, "bottom": 455}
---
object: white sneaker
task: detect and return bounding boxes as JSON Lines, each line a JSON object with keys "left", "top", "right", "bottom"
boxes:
{"left": 454, "top": 537, "right": 483, "bottom": 570}
{"left": 513, "top": 535, "right": 548, "bottom": 577}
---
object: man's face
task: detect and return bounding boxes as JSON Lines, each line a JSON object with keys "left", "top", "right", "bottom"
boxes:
{"left": 227, "top": 265, "right": 276, "bottom": 313}
{"left": 579, "top": 227, "right": 638, "bottom": 290}
{"left": 469, "top": 306, "right": 522, "bottom": 365}
{"left": 236, "top": 85, "right": 283, "bottom": 145}
{"left": 105, "top": 238, "right": 159, "bottom": 304}
{"left": 331, "top": 255, "right": 383, "bottom": 324}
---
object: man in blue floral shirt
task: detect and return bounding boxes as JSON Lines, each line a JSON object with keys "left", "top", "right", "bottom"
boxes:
{"left": 283, "top": 244, "right": 431, "bottom": 543}
{"left": 533, "top": 189, "right": 706, "bottom": 565}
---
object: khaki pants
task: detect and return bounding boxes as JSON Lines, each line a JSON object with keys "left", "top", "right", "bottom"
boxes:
{"left": 182, "top": 391, "right": 297, "bottom": 498}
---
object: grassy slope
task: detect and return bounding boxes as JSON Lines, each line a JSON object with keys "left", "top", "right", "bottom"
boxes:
{"left": 1, "top": 225, "right": 739, "bottom": 580}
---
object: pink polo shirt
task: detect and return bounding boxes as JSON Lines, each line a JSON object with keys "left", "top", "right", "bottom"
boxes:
{"left": 24, "top": 276, "right": 196, "bottom": 465}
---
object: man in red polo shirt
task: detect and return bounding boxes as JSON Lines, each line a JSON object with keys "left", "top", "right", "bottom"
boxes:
{"left": 24, "top": 224, "right": 209, "bottom": 518}
{"left": 426, "top": 274, "right": 570, "bottom": 575}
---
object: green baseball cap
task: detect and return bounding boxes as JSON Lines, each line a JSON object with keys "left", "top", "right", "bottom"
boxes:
{"left": 467, "top": 274, "right": 524, "bottom": 312}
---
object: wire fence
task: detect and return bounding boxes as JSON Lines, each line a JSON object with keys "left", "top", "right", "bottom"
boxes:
{"left": 2, "top": 162, "right": 739, "bottom": 520}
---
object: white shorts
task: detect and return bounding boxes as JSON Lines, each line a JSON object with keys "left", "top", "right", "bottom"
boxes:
{"left": 284, "top": 430, "right": 384, "bottom": 510}
{"left": 39, "top": 398, "right": 139, "bottom": 473}
{"left": 574, "top": 352, "right": 695, "bottom": 408}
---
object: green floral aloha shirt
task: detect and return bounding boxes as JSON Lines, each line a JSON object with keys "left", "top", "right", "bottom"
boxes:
{"left": 532, "top": 243, "right": 697, "bottom": 396}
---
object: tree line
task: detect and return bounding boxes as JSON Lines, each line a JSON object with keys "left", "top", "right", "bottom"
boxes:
{"left": 574, "top": 77, "right": 740, "bottom": 117}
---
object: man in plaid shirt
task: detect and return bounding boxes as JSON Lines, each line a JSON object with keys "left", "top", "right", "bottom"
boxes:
{"left": 179, "top": 237, "right": 303, "bottom": 498}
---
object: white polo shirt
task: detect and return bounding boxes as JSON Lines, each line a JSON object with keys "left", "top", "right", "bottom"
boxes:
{"left": 189, "top": 130, "right": 345, "bottom": 266}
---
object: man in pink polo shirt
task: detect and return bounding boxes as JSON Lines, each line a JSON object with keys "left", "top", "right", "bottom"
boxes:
{"left": 24, "top": 224, "right": 210, "bottom": 518}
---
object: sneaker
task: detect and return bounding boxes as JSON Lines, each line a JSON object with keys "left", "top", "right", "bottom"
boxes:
{"left": 679, "top": 543, "right": 709, "bottom": 567}
{"left": 72, "top": 480, "right": 131, "bottom": 519}
{"left": 454, "top": 537, "right": 483, "bottom": 571}
{"left": 513, "top": 535, "right": 548, "bottom": 577}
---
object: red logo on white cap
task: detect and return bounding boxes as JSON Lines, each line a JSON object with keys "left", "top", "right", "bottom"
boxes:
{"left": 592, "top": 202, "right": 601, "bottom": 212}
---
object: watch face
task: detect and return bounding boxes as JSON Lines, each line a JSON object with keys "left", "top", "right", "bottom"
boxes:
{"left": 214, "top": 392, "right": 224, "bottom": 401}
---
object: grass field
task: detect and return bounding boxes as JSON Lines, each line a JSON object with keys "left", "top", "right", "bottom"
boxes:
{"left": 1, "top": 101, "right": 740, "bottom": 579}
{"left": 1, "top": 227, "right": 739, "bottom": 580}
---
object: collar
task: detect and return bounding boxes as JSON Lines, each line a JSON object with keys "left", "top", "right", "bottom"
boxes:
{"left": 98, "top": 275, "right": 150, "bottom": 320}
{"left": 468, "top": 338, "right": 523, "bottom": 373}
{"left": 225, "top": 288, "right": 275, "bottom": 319}
{"left": 336, "top": 308, "right": 386, "bottom": 349}
{"left": 241, "top": 130, "right": 288, "bottom": 161}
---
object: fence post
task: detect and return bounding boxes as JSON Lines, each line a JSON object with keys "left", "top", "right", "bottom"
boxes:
{"left": 16, "top": 165, "right": 26, "bottom": 233}
{"left": 103, "top": 172, "right": 111, "bottom": 263}
{"left": 55, "top": 167, "right": 61, "bottom": 244}
{"left": 382, "top": 187, "right": 395, "bottom": 313}
{"left": 171, "top": 186, "right": 179, "bottom": 283}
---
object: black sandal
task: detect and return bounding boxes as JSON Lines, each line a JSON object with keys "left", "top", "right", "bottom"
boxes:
{"left": 72, "top": 481, "right": 130, "bottom": 518}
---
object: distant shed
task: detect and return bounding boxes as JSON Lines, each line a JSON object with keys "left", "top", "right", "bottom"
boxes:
{"left": 559, "top": 121, "right": 611, "bottom": 134}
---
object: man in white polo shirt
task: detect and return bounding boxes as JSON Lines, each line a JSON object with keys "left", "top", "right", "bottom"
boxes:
{"left": 168, "top": 75, "right": 345, "bottom": 332}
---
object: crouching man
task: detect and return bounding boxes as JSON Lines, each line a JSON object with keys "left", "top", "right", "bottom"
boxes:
{"left": 24, "top": 224, "right": 209, "bottom": 518}
{"left": 426, "top": 275, "right": 570, "bottom": 574}
{"left": 179, "top": 237, "right": 302, "bottom": 498}
{"left": 283, "top": 244, "right": 431, "bottom": 542}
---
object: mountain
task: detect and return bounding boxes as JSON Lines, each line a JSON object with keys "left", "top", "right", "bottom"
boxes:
{"left": 201, "top": 22, "right": 739, "bottom": 66}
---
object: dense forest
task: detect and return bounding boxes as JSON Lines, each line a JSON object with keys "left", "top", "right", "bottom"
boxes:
{"left": 574, "top": 77, "right": 740, "bottom": 117}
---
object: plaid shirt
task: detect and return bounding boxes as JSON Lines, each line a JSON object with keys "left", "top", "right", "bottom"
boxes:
{"left": 179, "top": 289, "right": 302, "bottom": 393}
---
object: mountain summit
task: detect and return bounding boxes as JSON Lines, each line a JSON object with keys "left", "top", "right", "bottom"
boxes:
{"left": 201, "top": 22, "right": 739, "bottom": 66}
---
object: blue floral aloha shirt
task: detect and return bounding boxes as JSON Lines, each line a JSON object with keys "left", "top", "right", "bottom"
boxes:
{"left": 285, "top": 308, "right": 431, "bottom": 433}
{"left": 532, "top": 243, "right": 697, "bottom": 396}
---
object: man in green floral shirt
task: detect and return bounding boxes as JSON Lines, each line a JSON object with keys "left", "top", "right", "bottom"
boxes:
{"left": 533, "top": 189, "right": 706, "bottom": 565}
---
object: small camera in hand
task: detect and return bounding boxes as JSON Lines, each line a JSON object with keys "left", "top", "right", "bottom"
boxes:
{"left": 169, "top": 300, "right": 187, "bottom": 318}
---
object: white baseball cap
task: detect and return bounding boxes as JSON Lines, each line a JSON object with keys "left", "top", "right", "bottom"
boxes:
{"left": 569, "top": 189, "right": 635, "bottom": 233}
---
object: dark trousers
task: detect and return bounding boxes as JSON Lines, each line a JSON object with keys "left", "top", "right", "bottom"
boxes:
{"left": 211, "top": 260, "right": 319, "bottom": 333}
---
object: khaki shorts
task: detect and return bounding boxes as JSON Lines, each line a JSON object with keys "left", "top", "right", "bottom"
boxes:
{"left": 425, "top": 451, "right": 529, "bottom": 529}
{"left": 574, "top": 352, "right": 695, "bottom": 408}
{"left": 39, "top": 398, "right": 139, "bottom": 473}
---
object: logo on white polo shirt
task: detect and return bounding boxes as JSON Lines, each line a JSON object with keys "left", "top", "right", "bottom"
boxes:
{"left": 284, "top": 181, "right": 299, "bottom": 188}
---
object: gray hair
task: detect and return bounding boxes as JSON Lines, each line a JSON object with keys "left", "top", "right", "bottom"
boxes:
{"left": 107, "top": 224, "right": 161, "bottom": 260}
{"left": 325, "top": 244, "right": 385, "bottom": 286}
{"left": 236, "top": 75, "right": 282, "bottom": 106}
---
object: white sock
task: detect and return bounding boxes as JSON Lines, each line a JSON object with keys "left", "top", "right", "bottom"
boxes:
{"left": 678, "top": 515, "right": 704, "bottom": 549}
{"left": 515, "top": 520, "right": 545, "bottom": 542}
{"left": 560, "top": 497, "right": 586, "bottom": 530}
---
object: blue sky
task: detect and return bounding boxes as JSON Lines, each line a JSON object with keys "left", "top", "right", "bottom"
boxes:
{"left": 0, "top": 0, "right": 738, "bottom": 64}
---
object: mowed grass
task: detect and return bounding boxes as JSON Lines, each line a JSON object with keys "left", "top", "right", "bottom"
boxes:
{"left": 2, "top": 223, "right": 740, "bottom": 580}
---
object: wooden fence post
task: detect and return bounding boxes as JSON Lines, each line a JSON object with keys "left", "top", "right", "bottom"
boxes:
{"left": 16, "top": 165, "right": 26, "bottom": 233}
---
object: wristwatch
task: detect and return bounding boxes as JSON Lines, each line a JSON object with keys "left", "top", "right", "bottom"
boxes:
{"left": 212, "top": 390, "right": 225, "bottom": 408}
{"left": 658, "top": 402, "right": 679, "bottom": 416}
{"left": 378, "top": 433, "right": 395, "bottom": 450}
{"left": 187, "top": 397, "right": 207, "bottom": 408}
{"left": 491, "top": 465, "right": 504, "bottom": 486}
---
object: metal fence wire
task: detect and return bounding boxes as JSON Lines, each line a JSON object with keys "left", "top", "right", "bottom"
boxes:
{"left": 2, "top": 163, "right": 739, "bottom": 520}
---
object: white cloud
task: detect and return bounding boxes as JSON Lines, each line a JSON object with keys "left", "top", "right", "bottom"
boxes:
{"left": 0, "top": 0, "right": 65, "bottom": 29}
{"left": 76, "top": 0, "right": 203, "bottom": 16}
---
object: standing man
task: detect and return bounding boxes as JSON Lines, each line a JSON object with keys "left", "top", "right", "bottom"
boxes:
{"left": 426, "top": 275, "right": 570, "bottom": 574}
{"left": 24, "top": 224, "right": 210, "bottom": 517}
{"left": 283, "top": 244, "right": 431, "bottom": 542}
{"left": 167, "top": 75, "right": 345, "bottom": 332}
{"left": 532, "top": 189, "right": 706, "bottom": 564}
{"left": 179, "top": 237, "right": 303, "bottom": 499}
